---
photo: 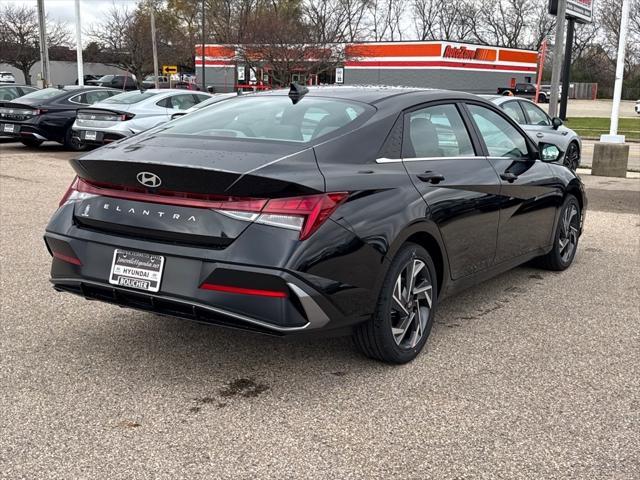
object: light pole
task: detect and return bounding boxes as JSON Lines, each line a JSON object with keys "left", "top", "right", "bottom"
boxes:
{"left": 605, "top": 0, "right": 631, "bottom": 142}
{"left": 36, "top": 0, "right": 50, "bottom": 87}
{"left": 151, "top": 10, "right": 159, "bottom": 89}
{"left": 201, "top": 0, "right": 206, "bottom": 91}
{"left": 74, "top": 0, "right": 84, "bottom": 86}
{"left": 548, "top": 0, "right": 567, "bottom": 118}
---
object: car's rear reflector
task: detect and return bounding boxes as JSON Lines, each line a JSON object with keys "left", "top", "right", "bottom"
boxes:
{"left": 59, "top": 176, "right": 348, "bottom": 240}
{"left": 200, "top": 283, "right": 288, "bottom": 298}
{"left": 52, "top": 251, "right": 82, "bottom": 266}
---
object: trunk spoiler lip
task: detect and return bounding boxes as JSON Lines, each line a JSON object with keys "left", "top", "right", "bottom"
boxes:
{"left": 77, "top": 107, "right": 130, "bottom": 116}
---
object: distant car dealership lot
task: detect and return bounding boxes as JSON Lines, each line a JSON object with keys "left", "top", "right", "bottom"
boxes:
{"left": 1, "top": 142, "right": 639, "bottom": 478}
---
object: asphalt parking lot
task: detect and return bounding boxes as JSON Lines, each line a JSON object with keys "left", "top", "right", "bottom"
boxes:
{"left": 1, "top": 142, "right": 639, "bottom": 479}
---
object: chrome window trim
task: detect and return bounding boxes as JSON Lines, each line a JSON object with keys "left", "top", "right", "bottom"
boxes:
{"left": 376, "top": 156, "right": 484, "bottom": 164}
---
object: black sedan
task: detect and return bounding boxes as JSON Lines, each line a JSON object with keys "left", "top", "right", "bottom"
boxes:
{"left": 0, "top": 86, "right": 119, "bottom": 149}
{"left": 45, "top": 86, "right": 586, "bottom": 363}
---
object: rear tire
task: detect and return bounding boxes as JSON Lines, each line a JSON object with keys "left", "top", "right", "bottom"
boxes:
{"left": 537, "top": 194, "right": 581, "bottom": 271}
{"left": 20, "top": 138, "right": 43, "bottom": 147}
{"left": 353, "top": 243, "right": 437, "bottom": 364}
{"left": 64, "top": 128, "right": 87, "bottom": 151}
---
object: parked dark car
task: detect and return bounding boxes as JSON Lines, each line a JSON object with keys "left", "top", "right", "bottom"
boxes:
{"left": 0, "top": 86, "right": 120, "bottom": 149}
{"left": 86, "top": 75, "right": 137, "bottom": 90}
{"left": 75, "top": 75, "right": 100, "bottom": 85}
{"left": 45, "top": 86, "right": 586, "bottom": 363}
{"left": 0, "top": 84, "right": 38, "bottom": 102}
{"left": 497, "top": 83, "right": 546, "bottom": 102}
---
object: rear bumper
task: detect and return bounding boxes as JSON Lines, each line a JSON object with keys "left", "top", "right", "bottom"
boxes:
{"left": 72, "top": 123, "right": 134, "bottom": 144}
{"left": 0, "top": 121, "right": 49, "bottom": 141}
{"left": 44, "top": 230, "right": 357, "bottom": 336}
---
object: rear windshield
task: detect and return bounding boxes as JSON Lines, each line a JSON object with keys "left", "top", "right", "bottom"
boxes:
{"left": 159, "top": 96, "right": 372, "bottom": 143}
{"left": 102, "top": 90, "right": 159, "bottom": 104}
{"left": 18, "top": 88, "right": 64, "bottom": 100}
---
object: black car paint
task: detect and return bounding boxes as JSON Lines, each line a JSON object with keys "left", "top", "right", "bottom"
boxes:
{"left": 45, "top": 87, "right": 586, "bottom": 336}
{"left": 0, "top": 88, "right": 119, "bottom": 144}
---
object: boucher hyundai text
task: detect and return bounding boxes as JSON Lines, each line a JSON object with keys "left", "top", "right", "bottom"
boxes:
{"left": 45, "top": 85, "right": 587, "bottom": 363}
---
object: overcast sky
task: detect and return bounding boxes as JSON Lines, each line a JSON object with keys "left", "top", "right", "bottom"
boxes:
{"left": 4, "top": 0, "right": 138, "bottom": 27}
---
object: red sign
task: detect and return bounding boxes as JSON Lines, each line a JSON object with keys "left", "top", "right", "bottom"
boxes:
{"left": 443, "top": 45, "right": 496, "bottom": 61}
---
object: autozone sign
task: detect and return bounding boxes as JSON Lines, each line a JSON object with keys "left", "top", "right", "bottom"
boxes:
{"left": 443, "top": 46, "right": 496, "bottom": 61}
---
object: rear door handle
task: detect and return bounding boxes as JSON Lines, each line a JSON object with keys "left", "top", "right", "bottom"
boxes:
{"left": 500, "top": 172, "right": 518, "bottom": 183}
{"left": 416, "top": 172, "right": 445, "bottom": 184}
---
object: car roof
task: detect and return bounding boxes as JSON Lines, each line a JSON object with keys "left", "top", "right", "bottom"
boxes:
{"left": 252, "top": 85, "right": 487, "bottom": 106}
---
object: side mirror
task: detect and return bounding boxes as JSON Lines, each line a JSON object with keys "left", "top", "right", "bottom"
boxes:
{"left": 551, "top": 117, "right": 563, "bottom": 130}
{"left": 540, "top": 143, "right": 562, "bottom": 162}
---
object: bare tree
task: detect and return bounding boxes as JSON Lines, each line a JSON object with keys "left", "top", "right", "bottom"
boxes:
{"left": 87, "top": 5, "right": 154, "bottom": 87}
{"left": 0, "top": 4, "right": 71, "bottom": 84}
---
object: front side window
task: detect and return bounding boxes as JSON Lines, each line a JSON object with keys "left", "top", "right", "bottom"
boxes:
{"left": 502, "top": 101, "right": 526, "bottom": 124}
{"left": 159, "top": 96, "right": 371, "bottom": 143}
{"left": 468, "top": 104, "right": 528, "bottom": 158}
{"left": 404, "top": 104, "right": 475, "bottom": 158}
{"left": 520, "top": 101, "right": 551, "bottom": 126}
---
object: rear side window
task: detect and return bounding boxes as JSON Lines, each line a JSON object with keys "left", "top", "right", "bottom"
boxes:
{"left": 0, "top": 87, "right": 19, "bottom": 100}
{"left": 520, "top": 101, "right": 551, "bottom": 126}
{"left": 105, "top": 91, "right": 159, "bottom": 104}
{"left": 167, "top": 94, "right": 198, "bottom": 110}
{"left": 468, "top": 104, "right": 528, "bottom": 158}
{"left": 403, "top": 104, "right": 475, "bottom": 158}
{"left": 159, "top": 96, "right": 371, "bottom": 143}
{"left": 502, "top": 101, "right": 526, "bottom": 124}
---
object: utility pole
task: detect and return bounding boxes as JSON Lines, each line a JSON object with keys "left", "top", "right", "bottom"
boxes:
{"left": 36, "top": 0, "right": 50, "bottom": 87}
{"left": 548, "top": 0, "right": 566, "bottom": 118}
{"left": 150, "top": 10, "right": 159, "bottom": 89}
{"left": 201, "top": 0, "right": 206, "bottom": 91}
{"left": 559, "top": 18, "right": 575, "bottom": 120}
{"left": 74, "top": 0, "right": 84, "bottom": 86}
{"left": 606, "top": 0, "right": 631, "bottom": 141}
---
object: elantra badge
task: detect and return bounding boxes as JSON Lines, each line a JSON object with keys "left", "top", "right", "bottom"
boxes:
{"left": 136, "top": 171, "right": 162, "bottom": 188}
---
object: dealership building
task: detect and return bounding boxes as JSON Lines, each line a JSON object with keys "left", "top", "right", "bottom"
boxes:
{"left": 195, "top": 40, "right": 539, "bottom": 94}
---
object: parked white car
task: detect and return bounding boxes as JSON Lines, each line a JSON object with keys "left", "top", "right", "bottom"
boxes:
{"left": 72, "top": 89, "right": 211, "bottom": 144}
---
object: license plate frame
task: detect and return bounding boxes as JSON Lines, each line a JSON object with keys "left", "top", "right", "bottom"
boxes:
{"left": 108, "top": 249, "right": 165, "bottom": 293}
{"left": 82, "top": 130, "right": 100, "bottom": 141}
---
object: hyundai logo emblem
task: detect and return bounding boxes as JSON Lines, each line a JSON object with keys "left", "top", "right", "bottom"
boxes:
{"left": 136, "top": 171, "right": 162, "bottom": 188}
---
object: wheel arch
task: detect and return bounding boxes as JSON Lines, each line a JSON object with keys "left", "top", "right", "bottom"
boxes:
{"left": 384, "top": 221, "right": 450, "bottom": 299}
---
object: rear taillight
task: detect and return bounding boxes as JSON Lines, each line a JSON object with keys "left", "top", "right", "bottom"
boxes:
{"left": 58, "top": 177, "right": 348, "bottom": 240}
{"left": 216, "top": 193, "right": 348, "bottom": 240}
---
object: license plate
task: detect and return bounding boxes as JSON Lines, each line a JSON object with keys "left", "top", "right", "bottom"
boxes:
{"left": 84, "top": 130, "right": 97, "bottom": 141}
{"left": 2, "top": 123, "right": 15, "bottom": 133}
{"left": 109, "top": 249, "right": 164, "bottom": 292}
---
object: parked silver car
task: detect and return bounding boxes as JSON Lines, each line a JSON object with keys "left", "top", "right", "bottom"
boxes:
{"left": 487, "top": 95, "right": 581, "bottom": 170}
{"left": 72, "top": 89, "right": 211, "bottom": 145}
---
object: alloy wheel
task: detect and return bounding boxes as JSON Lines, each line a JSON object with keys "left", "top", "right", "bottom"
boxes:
{"left": 390, "top": 258, "right": 433, "bottom": 349}
{"left": 564, "top": 143, "right": 580, "bottom": 171}
{"left": 559, "top": 203, "right": 579, "bottom": 263}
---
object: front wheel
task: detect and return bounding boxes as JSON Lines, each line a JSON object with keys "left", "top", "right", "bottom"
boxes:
{"left": 353, "top": 243, "right": 437, "bottom": 364}
{"left": 564, "top": 142, "right": 580, "bottom": 171}
{"left": 537, "top": 195, "right": 581, "bottom": 271}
